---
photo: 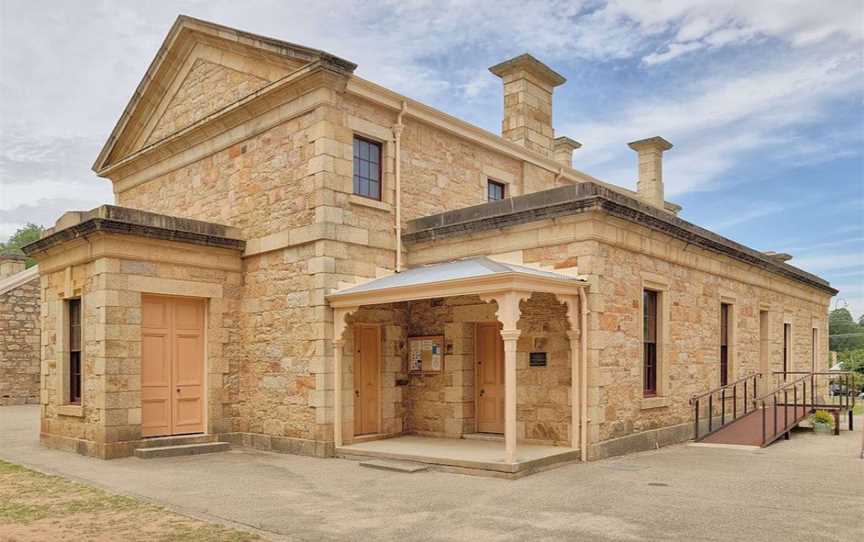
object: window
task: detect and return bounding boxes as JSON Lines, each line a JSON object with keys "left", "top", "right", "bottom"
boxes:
{"left": 487, "top": 180, "right": 506, "bottom": 201}
{"left": 68, "top": 299, "right": 82, "bottom": 404}
{"left": 720, "top": 303, "right": 730, "bottom": 386}
{"left": 811, "top": 328, "right": 818, "bottom": 373}
{"left": 783, "top": 323, "right": 791, "bottom": 380}
{"left": 643, "top": 290, "right": 658, "bottom": 396}
{"left": 759, "top": 310, "right": 769, "bottom": 375}
{"left": 353, "top": 136, "right": 381, "bottom": 200}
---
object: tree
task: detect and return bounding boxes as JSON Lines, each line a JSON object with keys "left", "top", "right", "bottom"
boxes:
{"left": 829, "top": 308, "right": 864, "bottom": 352}
{"left": 0, "top": 223, "right": 44, "bottom": 268}
{"left": 838, "top": 348, "right": 864, "bottom": 391}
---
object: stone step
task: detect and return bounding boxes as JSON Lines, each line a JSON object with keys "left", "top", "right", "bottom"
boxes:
{"left": 461, "top": 432, "right": 504, "bottom": 442}
{"left": 359, "top": 458, "right": 429, "bottom": 473}
{"left": 134, "top": 434, "right": 218, "bottom": 449}
{"left": 134, "top": 441, "right": 230, "bottom": 459}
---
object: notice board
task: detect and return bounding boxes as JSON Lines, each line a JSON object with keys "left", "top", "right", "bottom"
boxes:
{"left": 408, "top": 335, "right": 444, "bottom": 373}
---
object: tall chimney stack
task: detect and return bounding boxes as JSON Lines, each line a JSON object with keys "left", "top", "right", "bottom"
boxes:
{"left": 489, "top": 54, "right": 566, "bottom": 158}
{"left": 0, "top": 251, "right": 26, "bottom": 279}
{"left": 628, "top": 136, "right": 673, "bottom": 209}
{"left": 553, "top": 136, "right": 581, "bottom": 167}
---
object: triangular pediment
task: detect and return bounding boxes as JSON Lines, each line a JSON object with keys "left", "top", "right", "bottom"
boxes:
{"left": 94, "top": 15, "right": 356, "bottom": 173}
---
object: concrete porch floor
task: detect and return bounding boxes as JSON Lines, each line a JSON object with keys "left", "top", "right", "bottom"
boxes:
{"left": 337, "top": 435, "right": 579, "bottom": 476}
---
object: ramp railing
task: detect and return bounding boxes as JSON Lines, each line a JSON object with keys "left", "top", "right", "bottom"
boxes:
{"left": 690, "top": 373, "right": 761, "bottom": 441}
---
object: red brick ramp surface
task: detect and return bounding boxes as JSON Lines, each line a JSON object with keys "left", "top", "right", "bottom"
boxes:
{"left": 701, "top": 404, "right": 808, "bottom": 446}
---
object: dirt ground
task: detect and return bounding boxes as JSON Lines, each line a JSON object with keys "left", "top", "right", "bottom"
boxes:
{"left": 0, "top": 460, "right": 261, "bottom": 542}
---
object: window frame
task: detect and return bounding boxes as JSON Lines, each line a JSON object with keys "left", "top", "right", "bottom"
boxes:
{"left": 487, "top": 179, "right": 506, "bottom": 202}
{"left": 66, "top": 298, "right": 83, "bottom": 405}
{"left": 642, "top": 289, "right": 659, "bottom": 397}
{"left": 352, "top": 135, "right": 383, "bottom": 201}
{"left": 720, "top": 303, "right": 731, "bottom": 386}
{"left": 783, "top": 322, "right": 792, "bottom": 380}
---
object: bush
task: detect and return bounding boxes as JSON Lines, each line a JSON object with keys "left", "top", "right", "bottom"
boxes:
{"left": 812, "top": 410, "right": 834, "bottom": 426}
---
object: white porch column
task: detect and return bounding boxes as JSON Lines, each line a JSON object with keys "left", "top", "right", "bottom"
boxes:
{"left": 482, "top": 290, "right": 527, "bottom": 464}
{"left": 333, "top": 308, "right": 352, "bottom": 448}
{"left": 564, "top": 294, "right": 582, "bottom": 453}
{"left": 501, "top": 328, "right": 521, "bottom": 463}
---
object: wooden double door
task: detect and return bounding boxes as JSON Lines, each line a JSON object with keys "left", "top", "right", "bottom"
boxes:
{"left": 141, "top": 295, "right": 206, "bottom": 437}
{"left": 475, "top": 322, "right": 505, "bottom": 434}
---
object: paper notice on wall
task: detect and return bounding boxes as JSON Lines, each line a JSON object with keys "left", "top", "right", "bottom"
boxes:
{"left": 429, "top": 343, "right": 442, "bottom": 371}
{"left": 409, "top": 340, "right": 423, "bottom": 372}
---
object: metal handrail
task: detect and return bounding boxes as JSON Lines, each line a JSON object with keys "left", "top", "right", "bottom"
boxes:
{"left": 753, "top": 373, "right": 809, "bottom": 403}
{"left": 692, "top": 372, "right": 761, "bottom": 441}
{"left": 690, "top": 372, "right": 761, "bottom": 404}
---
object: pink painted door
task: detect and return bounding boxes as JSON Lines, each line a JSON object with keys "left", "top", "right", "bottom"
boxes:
{"left": 141, "top": 295, "right": 205, "bottom": 437}
{"left": 476, "top": 322, "right": 505, "bottom": 434}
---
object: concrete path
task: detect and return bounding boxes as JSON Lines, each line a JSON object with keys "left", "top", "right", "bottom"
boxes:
{"left": 1, "top": 405, "right": 862, "bottom": 542}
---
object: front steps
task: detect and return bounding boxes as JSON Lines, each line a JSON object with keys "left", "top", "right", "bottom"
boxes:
{"left": 359, "top": 458, "right": 429, "bottom": 473}
{"left": 133, "top": 434, "right": 230, "bottom": 459}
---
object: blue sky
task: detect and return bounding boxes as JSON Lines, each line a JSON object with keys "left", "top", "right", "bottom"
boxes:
{"left": 1, "top": 1, "right": 862, "bottom": 314}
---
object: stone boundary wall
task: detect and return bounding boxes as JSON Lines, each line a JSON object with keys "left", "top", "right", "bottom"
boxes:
{"left": 0, "top": 273, "right": 41, "bottom": 406}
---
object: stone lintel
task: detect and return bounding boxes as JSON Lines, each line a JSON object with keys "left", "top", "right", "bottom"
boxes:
{"left": 403, "top": 183, "right": 837, "bottom": 295}
{"left": 489, "top": 53, "right": 566, "bottom": 88}
{"left": 554, "top": 136, "right": 582, "bottom": 152}
{"left": 628, "top": 136, "right": 673, "bottom": 153}
{"left": 23, "top": 205, "right": 245, "bottom": 256}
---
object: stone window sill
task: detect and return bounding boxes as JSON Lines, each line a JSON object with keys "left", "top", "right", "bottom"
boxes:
{"left": 640, "top": 396, "right": 670, "bottom": 410}
{"left": 57, "top": 404, "right": 84, "bottom": 418}
{"left": 349, "top": 194, "right": 392, "bottom": 212}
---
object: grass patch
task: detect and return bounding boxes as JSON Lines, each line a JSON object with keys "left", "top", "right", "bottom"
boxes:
{"left": 0, "top": 459, "right": 262, "bottom": 541}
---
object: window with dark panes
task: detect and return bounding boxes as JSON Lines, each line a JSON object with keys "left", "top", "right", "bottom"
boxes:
{"left": 720, "top": 303, "right": 730, "bottom": 386}
{"left": 643, "top": 290, "right": 658, "bottom": 396}
{"left": 487, "top": 180, "right": 505, "bottom": 201}
{"left": 783, "top": 323, "right": 791, "bottom": 379}
{"left": 68, "top": 299, "right": 82, "bottom": 404}
{"left": 353, "top": 136, "right": 382, "bottom": 200}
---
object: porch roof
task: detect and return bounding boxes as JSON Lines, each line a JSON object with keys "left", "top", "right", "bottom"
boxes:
{"left": 327, "top": 256, "right": 587, "bottom": 308}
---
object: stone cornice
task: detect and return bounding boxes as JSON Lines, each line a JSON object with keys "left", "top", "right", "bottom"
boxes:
{"left": 403, "top": 183, "right": 838, "bottom": 295}
{"left": 23, "top": 205, "right": 245, "bottom": 257}
{"left": 98, "top": 62, "right": 347, "bottom": 182}
{"left": 93, "top": 14, "right": 355, "bottom": 174}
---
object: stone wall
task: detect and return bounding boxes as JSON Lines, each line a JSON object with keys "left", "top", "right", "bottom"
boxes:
{"left": 0, "top": 273, "right": 41, "bottom": 406}
{"left": 405, "top": 210, "right": 831, "bottom": 456}
{"left": 339, "top": 294, "right": 574, "bottom": 446}
{"left": 35, "top": 233, "right": 242, "bottom": 459}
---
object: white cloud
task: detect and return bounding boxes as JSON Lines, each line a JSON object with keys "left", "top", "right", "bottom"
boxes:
{"left": 790, "top": 252, "right": 864, "bottom": 273}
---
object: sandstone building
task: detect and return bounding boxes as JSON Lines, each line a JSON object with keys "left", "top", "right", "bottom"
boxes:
{"left": 23, "top": 17, "right": 836, "bottom": 474}
{"left": 0, "top": 252, "right": 41, "bottom": 406}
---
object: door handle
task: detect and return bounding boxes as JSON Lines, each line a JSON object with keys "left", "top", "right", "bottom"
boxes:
{"left": 479, "top": 389, "right": 485, "bottom": 396}
{"left": 355, "top": 390, "right": 360, "bottom": 397}
{"left": 176, "top": 388, "right": 181, "bottom": 393}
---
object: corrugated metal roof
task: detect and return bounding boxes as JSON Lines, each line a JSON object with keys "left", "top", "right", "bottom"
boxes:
{"left": 331, "top": 257, "right": 583, "bottom": 296}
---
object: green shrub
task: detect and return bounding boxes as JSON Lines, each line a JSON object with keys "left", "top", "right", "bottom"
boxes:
{"left": 812, "top": 410, "right": 834, "bottom": 426}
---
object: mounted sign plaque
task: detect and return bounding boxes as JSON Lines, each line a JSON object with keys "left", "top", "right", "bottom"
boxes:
{"left": 408, "top": 335, "right": 444, "bottom": 373}
{"left": 529, "top": 352, "right": 547, "bottom": 367}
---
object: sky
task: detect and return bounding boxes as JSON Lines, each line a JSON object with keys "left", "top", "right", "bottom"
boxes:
{"left": 1, "top": 0, "right": 862, "bottom": 315}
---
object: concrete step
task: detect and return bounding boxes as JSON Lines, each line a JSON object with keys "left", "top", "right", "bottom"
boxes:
{"left": 359, "top": 458, "right": 429, "bottom": 473}
{"left": 461, "top": 432, "right": 503, "bottom": 442}
{"left": 134, "top": 434, "right": 217, "bottom": 449}
{"left": 134, "top": 441, "right": 230, "bottom": 459}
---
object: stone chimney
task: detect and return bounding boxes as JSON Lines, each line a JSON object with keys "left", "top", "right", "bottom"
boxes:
{"left": 553, "top": 136, "right": 581, "bottom": 167}
{"left": 489, "top": 54, "right": 566, "bottom": 158}
{"left": 628, "top": 136, "right": 673, "bottom": 208}
{"left": 0, "top": 251, "right": 26, "bottom": 279}
{"left": 763, "top": 251, "right": 793, "bottom": 263}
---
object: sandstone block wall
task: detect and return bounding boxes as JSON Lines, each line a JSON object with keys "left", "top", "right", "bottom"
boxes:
{"left": 0, "top": 275, "right": 41, "bottom": 405}
{"left": 37, "top": 235, "right": 242, "bottom": 459}
{"left": 338, "top": 294, "right": 575, "bottom": 446}
{"left": 405, "top": 211, "right": 831, "bottom": 453}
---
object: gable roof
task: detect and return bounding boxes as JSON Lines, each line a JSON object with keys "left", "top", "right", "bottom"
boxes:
{"left": 92, "top": 15, "right": 355, "bottom": 173}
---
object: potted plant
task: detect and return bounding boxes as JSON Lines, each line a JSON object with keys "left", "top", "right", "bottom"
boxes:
{"left": 811, "top": 410, "right": 833, "bottom": 434}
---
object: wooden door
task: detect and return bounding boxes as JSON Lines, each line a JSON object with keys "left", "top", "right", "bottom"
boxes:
{"left": 141, "top": 295, "right": 205, "bottom": 437}
{"left": 476, "top": 322, "right": 505, "bottom": 434}
{"left": 353, "top": 325, "right": 380, "bottom": 435}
